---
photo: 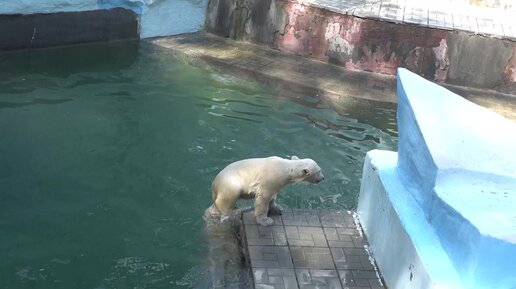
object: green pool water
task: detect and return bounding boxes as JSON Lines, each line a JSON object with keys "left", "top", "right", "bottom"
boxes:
{"left": 0, "top": 41, "right": 397, "bottom": 289}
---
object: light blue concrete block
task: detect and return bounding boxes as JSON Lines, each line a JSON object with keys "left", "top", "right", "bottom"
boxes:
{"left": 140, "top": 0, "right": 207, "bottom": 38}
{"left": 358, "top": 150, "right": 463, "bottom": 289}
{"left": 358, "top": 68, "right": 516, "bottom": 289}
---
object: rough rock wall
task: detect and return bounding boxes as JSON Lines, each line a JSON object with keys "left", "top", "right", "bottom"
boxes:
{"left": 205, "top": 0, "right": 287, "bottom": 45}
{"left": 205, "top": 0, "right": 516, "bottom": 94}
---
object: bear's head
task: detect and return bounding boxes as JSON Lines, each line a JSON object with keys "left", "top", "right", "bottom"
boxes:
{"left": 291, "top": 156, "right": 324, "bottom": 184}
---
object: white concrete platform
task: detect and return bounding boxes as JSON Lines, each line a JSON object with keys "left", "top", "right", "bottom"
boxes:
{"left": 357, "top": 68, "right": 516, "bottom": 289}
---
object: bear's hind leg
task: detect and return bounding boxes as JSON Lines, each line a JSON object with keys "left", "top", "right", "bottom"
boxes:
{"left": 214, "top": 193, "right": 238, "bottom": 215}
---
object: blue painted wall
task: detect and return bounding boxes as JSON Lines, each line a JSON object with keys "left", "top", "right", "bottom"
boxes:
{"left": 0, "top": 0, "right": 207, "bottom": 38}
{"left": 359, "top": 68, "right": 516, "bottom": 289}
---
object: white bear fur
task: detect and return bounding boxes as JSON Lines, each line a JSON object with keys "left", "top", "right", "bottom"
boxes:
{"left": 211, "top": 156, "right": 324, "bottom": 226}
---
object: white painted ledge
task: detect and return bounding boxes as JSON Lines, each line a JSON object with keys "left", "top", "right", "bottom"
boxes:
{"left": 358, "top": 150, "right": 463, "bottom": 289}
{"left": 358, "top": 68, "right": 516, "bottom": 289}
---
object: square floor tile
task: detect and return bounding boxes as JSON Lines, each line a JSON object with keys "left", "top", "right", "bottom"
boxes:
{"left": 249, "top": 246, "right": 294, "bottom": 268}
{"left": 291, "top": 247, "right": 335, "bottom": 269}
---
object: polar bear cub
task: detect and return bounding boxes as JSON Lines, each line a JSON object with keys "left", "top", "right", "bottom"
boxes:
{"left": 211, "top": 156, "right": 324, "bottom": 226}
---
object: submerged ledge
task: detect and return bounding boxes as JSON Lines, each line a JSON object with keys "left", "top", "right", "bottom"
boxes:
{"left": 147, "top": 33, "right": 516, "bottom": 121}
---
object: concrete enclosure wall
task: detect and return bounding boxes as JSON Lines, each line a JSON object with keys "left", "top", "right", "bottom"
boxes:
{"left": 205, "top": 0, "right": 516, "bottom": 94}
{"left": 0, "top": 9, "right": 139, "bottom": 51}
{"left": 0, "top": 0, "right": 208, "bottom": 48}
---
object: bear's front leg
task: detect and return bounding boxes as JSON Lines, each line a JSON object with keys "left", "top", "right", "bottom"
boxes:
{"left": 268, "top": 196, "right": 283, "bottom": 216}
{"left": 254, "top": 194, "right": 273, "bottom": 226}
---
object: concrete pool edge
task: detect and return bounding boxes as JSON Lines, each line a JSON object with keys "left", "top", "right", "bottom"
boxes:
{"left": 145, "top": 33, "right": 398, "bottom": 104}
{"left": 357, "top": 69, "right": 516, "bottom": 289}
{"left": 146, "top": 32, "right": 516, "bottom": 121}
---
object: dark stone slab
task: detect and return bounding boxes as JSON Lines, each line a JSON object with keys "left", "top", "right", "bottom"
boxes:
{"left": 0, "top": 8, "right": 139, "bottom": 51}
{"left": 446, "top": 31, "right": 513, "bottom": 89}
{"left": 205, "top": 0, "right": 288, "bottom": 45}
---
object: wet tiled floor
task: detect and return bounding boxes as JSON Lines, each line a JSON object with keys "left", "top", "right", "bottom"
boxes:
{"left": 243, "top": 209, "right": 384, "bottom": 289}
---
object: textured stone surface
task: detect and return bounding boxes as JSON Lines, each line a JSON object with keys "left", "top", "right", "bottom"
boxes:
{"left": 446, "top": 31, "right": 513, "bottom": 88}
{"left": 243, "top": 209, "right": 384, "bottom": 289}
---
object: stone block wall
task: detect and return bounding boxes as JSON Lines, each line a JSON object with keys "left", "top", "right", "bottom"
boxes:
{"left": 0, "top": 9, "right": 139, "bottom": 51}
{"left": 0, "top": 0, "right": 208, "bottom": 50}
{"left": 205, "top": 0, "right": 516, "bottom": 94}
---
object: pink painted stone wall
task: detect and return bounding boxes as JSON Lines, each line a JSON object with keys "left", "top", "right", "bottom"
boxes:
{"left": 275, "top": 1, "right": 448, "bottom": 81}
{"left": 205, "top": 0, "right": 516, "bottom": 94}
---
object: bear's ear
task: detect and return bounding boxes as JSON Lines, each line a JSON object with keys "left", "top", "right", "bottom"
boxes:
{"left": 291, "top": 155, "right": 299, "bottom": 160}
{"left": 302, "top": 169, "right": 309, "bottom": 175}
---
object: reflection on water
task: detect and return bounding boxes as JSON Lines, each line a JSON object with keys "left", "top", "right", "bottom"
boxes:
{"left": 0, "top": 42, "right": 397, "bottom": 289}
